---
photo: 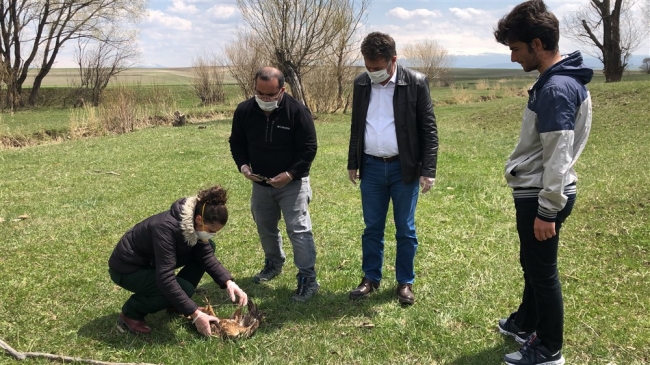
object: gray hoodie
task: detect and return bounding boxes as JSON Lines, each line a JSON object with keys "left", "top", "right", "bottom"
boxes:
{"left": 505, "top": 51, "right": 593, "bottom": 221}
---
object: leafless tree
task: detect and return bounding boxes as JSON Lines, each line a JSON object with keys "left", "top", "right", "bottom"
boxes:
{"left": 224, "top": 28, "right": 270, "bottom": 100}
{"left": 0, "top": 59, "right": 10, "bottom": 111}
{"left": 0, "top": 0, "right": 147, "bottom": 109}
{"left": 303, "top": 0, "right": 369, "bottom": 113}
{"left": 329, "top": 0, "right": 368, "bottom": 112}
{"left": 641, "top": 57, "right": 650, "bottom": 73}
{"left": 562, "top": 0, "right": 650, "bottom": 82}
{"left": 401, "top": 39, "right": 455, "bottom": 87}
{"left": 74, "top": 28, "right": 140, "bottom": 106}
{"left": 237, "top": 0, "right": 371, "bottom": 110}
{"left": 191, "top": 52, "right": 226, "bottom": 105}
{"left": 303, "top": 40, "right": 358, "bottom": 113}
{"left": 642, "top": 0, "right": 650, "bottom": 52}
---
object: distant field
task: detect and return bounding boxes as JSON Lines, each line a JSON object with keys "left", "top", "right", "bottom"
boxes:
{"left": 27, "top": 67, "right": 215, "bottom": 87}
{"left": 32, "top": 67, "right": 538, "bottom": 87}
{"left": 30, "top": 66, "right": 649, "bottom": 88}
{"left": 5, "top": 67, "right": 649, "bottom": 142}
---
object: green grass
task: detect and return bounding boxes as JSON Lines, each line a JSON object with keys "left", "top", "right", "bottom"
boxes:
{"left": 3, "top": 68, "right": 648, "bottom": 139}
{"left": 0, "top": 80, "right": 649, "bottom": 365}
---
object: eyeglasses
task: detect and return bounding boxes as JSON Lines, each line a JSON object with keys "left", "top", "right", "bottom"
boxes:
{"left": 254, "top": 89, "right": 283, "bottom": 102}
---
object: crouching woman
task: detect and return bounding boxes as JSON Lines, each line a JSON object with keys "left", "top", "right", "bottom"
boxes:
{"left": 108, "top": 185, "right": 248, "bottom": 336}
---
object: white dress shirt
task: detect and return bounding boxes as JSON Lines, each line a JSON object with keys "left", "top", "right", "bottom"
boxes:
{"left": 364, "top": 68, "right": 398, "bottom": 158}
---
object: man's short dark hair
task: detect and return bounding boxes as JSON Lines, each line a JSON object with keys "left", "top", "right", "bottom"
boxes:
{"left": 494, "top": 0, "right": 559, "bottom": 51}
{"left": 255, "top": 67, "right": 285, "bottom": 89}
{"left": 360, "top": 32, "right": 397, "bottom": 62}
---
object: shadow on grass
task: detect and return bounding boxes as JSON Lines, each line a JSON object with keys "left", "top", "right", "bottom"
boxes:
{"left": 449, "top": 341, "right": 517, "bottom": 365}
{"left": 195, "top": 275, "right": 411, "bottom": 335}
{"left": 77, "top": 311, "right": 188, "bottom": 346}
{"left": 78, "top": 274, "right": 409, "bottom": 346}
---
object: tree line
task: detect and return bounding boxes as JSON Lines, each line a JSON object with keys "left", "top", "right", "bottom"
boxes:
{"left": 0, "top": 0, "right": 146, "bottom": 111}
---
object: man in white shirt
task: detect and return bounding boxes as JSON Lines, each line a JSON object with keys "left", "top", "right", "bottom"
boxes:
{"left": 347, "top": 32, "right": 438, "bottom": 305}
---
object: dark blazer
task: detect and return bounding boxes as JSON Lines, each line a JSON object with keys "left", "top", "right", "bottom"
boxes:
{"left": 347, "top": 64, "right": 438, "bottom": 184}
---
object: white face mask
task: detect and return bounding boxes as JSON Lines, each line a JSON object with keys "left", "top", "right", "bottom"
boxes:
{"left": 255, "top": 96, "right": 279, "bottom": 111}
{"left": 196, "top": 231, "right": 215, "bottom": 241}
{"left": 366, "top": 61, "right": 392, "bottom": 83}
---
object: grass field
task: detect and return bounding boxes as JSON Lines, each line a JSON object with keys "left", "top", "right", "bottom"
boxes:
{"left": 3, "top": 68, "right": 648, "bottom": 142}
{"left": 0, "top": 72, "right": 649, "bottom": 365}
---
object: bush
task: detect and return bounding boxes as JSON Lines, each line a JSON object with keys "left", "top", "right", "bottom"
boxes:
{"left": 69, "top": 85, "right": 172, "bottom": 137}
{"left": 191, "top": 55, "right": 226, "bottom": 105}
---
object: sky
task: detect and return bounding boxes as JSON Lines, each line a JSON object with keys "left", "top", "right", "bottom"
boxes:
{"left": 54, "top": 0, "right": 650, "bottom": 68}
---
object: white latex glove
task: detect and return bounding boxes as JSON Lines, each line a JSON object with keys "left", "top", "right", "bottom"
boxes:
{"left": 420, "top": 177, "right": 436, "bottom": 194}
{"left": 226, "top": 280, "right": 248, "bottom": 306}
{"left": 192, "top": 311, "right": 220, "bottom": 337}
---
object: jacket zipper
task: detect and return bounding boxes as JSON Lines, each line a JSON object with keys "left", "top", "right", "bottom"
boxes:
{"left": 266, "top": 116, "right": 275, "bottom": 143}
{"left": 265, "top": 116, "right": 270, "bottom": 143}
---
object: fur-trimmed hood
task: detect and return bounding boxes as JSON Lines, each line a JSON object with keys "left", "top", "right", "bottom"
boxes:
{"left": 176, "top": 196, "right": 201, "bottom": 247}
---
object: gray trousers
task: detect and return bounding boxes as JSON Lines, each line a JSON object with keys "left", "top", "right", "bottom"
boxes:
{"left": 251, "top": 177, "right": 317, "bottom": 279}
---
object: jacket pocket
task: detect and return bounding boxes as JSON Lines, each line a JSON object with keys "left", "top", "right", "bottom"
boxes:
{"left": 505, "top": 163, "right": 518, "bottom": 177}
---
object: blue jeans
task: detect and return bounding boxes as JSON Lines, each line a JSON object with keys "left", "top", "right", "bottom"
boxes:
{"left": 251, "top": 177, "right": 317, "bottom": 279}
{"left": 360, "top": 154, "right": 420, "bottom": 284}
{"left": 514, "top": 196, "right": 575, "bottom": 353}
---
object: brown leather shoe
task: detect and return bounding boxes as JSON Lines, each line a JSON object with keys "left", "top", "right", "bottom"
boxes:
{"left": 117, "top": 312, "right": 152, "bottom": 334}
{"left": 349, "top": 277, "right": 380, "bottom": 300}
{"left": 396, "top": 283, "right": 414, "bottom": 305}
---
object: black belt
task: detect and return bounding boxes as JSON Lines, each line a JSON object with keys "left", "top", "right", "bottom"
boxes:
{"left": 369, "top": 155, "right": 399, "bottom": 163}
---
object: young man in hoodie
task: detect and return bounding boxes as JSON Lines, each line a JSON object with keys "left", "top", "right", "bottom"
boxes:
{"left": 493, "top": 1, "right": 593, "bottom": 364}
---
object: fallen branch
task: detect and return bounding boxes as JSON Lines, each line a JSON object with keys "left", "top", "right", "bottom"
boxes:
{"left": 1, "top": 338, "right": 160, "bottom": 365}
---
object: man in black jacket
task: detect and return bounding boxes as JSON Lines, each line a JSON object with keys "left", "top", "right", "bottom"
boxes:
{"left": 229, "top": 67, "right": 319, "bottom": 302}
{"left": 347, "top": 32, "right": 438, "bottom": 305}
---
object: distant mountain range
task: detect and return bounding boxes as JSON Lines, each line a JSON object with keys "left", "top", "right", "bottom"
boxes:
{"left": 132, "top": 53, "right": 648, "bottom": 70}
{"left": 452, "top": 53, "right": 648, "bottom": 69}
{"left": 133, "top": 63, "right": 167, "bottom": 68}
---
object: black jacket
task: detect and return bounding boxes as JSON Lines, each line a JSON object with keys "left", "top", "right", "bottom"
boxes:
{"left": 229, "top": 93, "right": 317, "bottom": 184}
{"left": 108, "top": 197, "right": 233, "bottom": 316}
{"left": 347, "top": 65, "right": 438, "bottom": 184}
